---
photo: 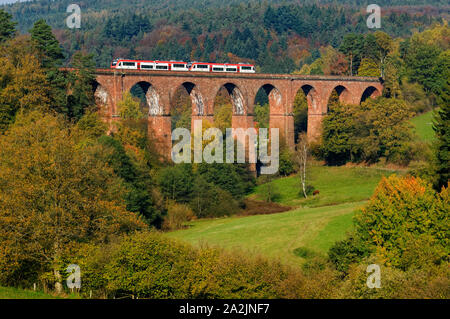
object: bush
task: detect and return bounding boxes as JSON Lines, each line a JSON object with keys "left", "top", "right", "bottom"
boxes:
{"left": 75, "top": 231, "right": 340, "bottom": 299}
{"left": 278, "top": 147, "right": 295, "bottom": 176}
{"left": 162, "top": 202, "right": 195, "bottom": 231}
{"left": 338, "top": 261, "right": 450, "bottom": 299}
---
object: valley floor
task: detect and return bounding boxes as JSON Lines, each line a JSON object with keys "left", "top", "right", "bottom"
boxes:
{"left": 166, "top": 166, "right": 401, "bottom": 267}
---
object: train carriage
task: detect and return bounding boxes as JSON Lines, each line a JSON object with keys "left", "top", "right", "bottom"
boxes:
{"left": 111, "top": 59, "right": 255, "bottom": 73}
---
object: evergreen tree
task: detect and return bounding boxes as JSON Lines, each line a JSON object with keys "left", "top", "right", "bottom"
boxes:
{"left": 29, "top": 19, "right": 68, "bottom": 116}
{"left": 0, "top": 9, "right": 16, "bottom": 43}
{"left": 29, "top": 19, "right": 64, "bottom": 69}
{"left": 433, "top": 103, "right": 450, "bottom": 190}
{"left": 67, "top": 52, "right": 96, "bottom": 121}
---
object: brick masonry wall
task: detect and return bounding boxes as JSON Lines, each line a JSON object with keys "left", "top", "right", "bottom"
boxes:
{"left": 92, "top": 69, "right": 383, "bottom": 160}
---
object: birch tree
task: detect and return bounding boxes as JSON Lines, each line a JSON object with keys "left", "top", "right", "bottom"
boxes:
{"left": 294, "top": 133, "right": 309, "bottom": 198}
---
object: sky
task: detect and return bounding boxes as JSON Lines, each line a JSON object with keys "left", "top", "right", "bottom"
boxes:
{"left": 0, "top": 0, "right": 30, "bottom": 5}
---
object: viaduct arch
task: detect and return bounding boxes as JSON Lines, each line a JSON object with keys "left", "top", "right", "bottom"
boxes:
{"left": 93, "top": 69, "right": 382, "bottom": 159}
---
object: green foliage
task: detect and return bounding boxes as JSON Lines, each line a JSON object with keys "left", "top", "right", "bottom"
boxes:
{"left": 158, "top": 164, "right": 195, "bottom": 202}
{"left": 0, "top": 9, "right": 16, "bottom": 43}
{"left": 254, "top": 103, "right": 269, "bottom": 129}
{"left": 331, "top": 175, "right": 449, "bottom": 272}
{"left": 158, "top": 162, "right": 252, "bottom": 219}
{"left": 321, "top": 103, "right": 355, "bottom": 165}
{"left": 4, "top": 0, "right": 443, "bottom": 71}
{"left": 118, "top": 92, "right": 144, "bottom": 120}
{"left": 328, "top": 233, "right": 372, "bottom": 274}
{"left": 29, "top": 19, "right": 68, "bottom": 116}
{"left": 278, "top": 147, "right": 295, "bottom": 176}
{"left": 162, "top": 202, "right": 195, "bottom": 231}
{"left": 338, "top": 261, "right": 449, "bottom": 299}
{"left": 0, "top": 36, "right": 50, "bottom": 132}
{"left": 293, "top": 90, "right": 308, "bottom": 142}
{"left": 75, "top": 231, "right": 341, "bottom": 299}
{"left": 75, "top": 111, "right": 108, "bottom": 140}
{"left": 321, "top": 97, "right": 415, "bottom": 165}
{"left": 98, "top": 135, "right": 161, "bottom": 226}
{"left": 29, "top": 19, "right": 64, "bottom": 69}
{"left": 357, "top": 58, "right": 379, "bottom": 77}
{"left": 66, "top": 52, "right": 96, "bottom": 121}
{"left": 0, "top": 112, "right": 145, "bottom": 288}
{"left": 433, "top": 103, "right": 450, "bottom": 190}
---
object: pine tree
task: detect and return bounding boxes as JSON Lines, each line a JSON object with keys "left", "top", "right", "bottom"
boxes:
{"left": 29, "top": 19, "right": 64, "bottom": 69}
{"left": 0, "top": 9, "right": 16, "bottom": 43}
{"left": 29, "top": 20, "right": 68, "bottom": 116}
{"left": 67, "top": 52, "right": 96, "bottom": 121}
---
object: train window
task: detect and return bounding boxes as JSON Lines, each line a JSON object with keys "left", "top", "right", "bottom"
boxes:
{"left": 226, "top": 68, "right": 237, "bottom": 72}
{"left": 241, "top": 66, "right": 251, "bottom": 70}
{"left": 173, "top": 64, "right": 186, "bottom": 68}
{"left": 141, "top": 65, "right": 153, "bottom": 69}
{"left": 156, "top": 65, "right": 168, "bottom": 70}
{"left": 112, "top": 62, "right": 117, "bottom": 66}
{"left": 123, "top": 62, "right": 136, "bottom": 66}
{"left": 197, "top": 65, "right": 208, "bottom": 69}
{"left": 213, "top": 67, "right": 224, "bottom": 71}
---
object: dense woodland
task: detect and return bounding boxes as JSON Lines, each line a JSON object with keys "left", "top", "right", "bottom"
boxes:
{"left": 3, "top": 0, "right": 449, "bottom": 71}
{"left": 0, "top": 0, "right": 448, "bottom": 299}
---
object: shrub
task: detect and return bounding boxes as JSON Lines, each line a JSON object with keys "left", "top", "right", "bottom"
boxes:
{"left": 162, "top": 202, "right": 195, "bottom": 231}
{"left": 338, "top": 260, "right": 450, "bottom": 299}
{"left": 75, "top": 231, "right": 340, "bottom": 299}
{"left": 278, "top": 147, "right": 295, "bottom": 176}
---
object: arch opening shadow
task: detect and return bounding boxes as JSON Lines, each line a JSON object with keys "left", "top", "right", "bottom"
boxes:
{"left": 326, "top": 85, "right": 350, "bottom": 112}
{"left": 361, "top": 86, "right": 380, "bottom": 103}
{"left": 300, "top": 84, "right": 318, "bottom": 112}
{"left": 292, "top": 87, "right": 308, "bottom": 143}
{"left": 176, "top": 82, "right": 205, "bottom": 117}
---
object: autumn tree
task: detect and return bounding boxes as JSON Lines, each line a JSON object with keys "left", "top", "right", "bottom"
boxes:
{"left": 357, "top": 58, "right": 380, "bottom": 77}
{"left": 0, "top": 111, "right": 145, "bottom": 290}
{"left": 374, "top": 31, "right": 393, "bottom": 78}
{"left": 0, "top": 36, "right": 50, "bottom": 132}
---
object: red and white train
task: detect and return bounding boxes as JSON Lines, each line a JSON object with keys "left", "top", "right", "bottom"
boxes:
{"left": 110, "top": 59, "right": 256, "bottom": 73}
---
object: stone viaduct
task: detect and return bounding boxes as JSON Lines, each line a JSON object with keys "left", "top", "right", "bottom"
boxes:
{"left": 92, "top": 69, "right": 383, "bottom": 158}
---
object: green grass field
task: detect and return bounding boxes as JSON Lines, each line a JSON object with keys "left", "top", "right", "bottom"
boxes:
{"left": 250, "top": 166, "right": 396, "bottom": 207}
{"left": 167, "top": 166, "right": 399, "bottom": 266}
{"left": 0, "top": 286, "right": 63, "bottom": 299}
{"left": 167, "top": 201, "right": 362, "bottom": 266}
{"left": 411, "top": 110, "right": 436, "bottom": 143}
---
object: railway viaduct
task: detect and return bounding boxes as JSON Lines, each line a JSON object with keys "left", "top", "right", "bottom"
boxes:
{"left": 92, "top": 69, "right": 383, "bottom": 159}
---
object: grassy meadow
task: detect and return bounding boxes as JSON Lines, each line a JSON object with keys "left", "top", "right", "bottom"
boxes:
{"left": 0, "top": 286, "right": 65, "bottom": 299}
{"left": 167, "top": 166, "right": 400, "bottom": 266}
{"left": 411, "top": 109, "right": 436, "bottom": 143}
{"left": 249, "top": 166, "right": 397, "bottom": 207}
